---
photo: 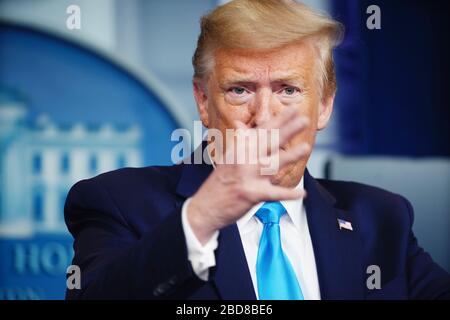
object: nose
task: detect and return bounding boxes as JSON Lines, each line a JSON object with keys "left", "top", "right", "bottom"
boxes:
{"left": 252, "top": 88, "right": 273, "bottom": 127}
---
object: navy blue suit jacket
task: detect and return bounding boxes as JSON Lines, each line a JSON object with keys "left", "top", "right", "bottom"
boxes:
{"left": 64, "top": 162, "right": 450, "bottom": 299}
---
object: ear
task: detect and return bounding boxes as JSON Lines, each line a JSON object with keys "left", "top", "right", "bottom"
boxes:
{"left": 193, "top": 79, "right": 209, "bottom": 128}
{"left": 317, "top": 94, "right": 335, "bottom": 131}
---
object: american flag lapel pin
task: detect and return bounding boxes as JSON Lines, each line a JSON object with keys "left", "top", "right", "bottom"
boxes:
{"left": 337, "top": 218, "right": 353, "bottom": 231}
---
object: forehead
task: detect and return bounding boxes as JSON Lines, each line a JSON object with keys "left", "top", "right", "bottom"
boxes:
{"left": 212, "top": 41, "right": 317, "bottom": 82}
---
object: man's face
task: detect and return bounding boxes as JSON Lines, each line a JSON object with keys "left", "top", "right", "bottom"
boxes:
{"left": 194, "top": 40, "right": 334, "bottom": 188}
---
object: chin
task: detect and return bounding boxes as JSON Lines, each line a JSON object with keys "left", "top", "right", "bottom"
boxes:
{"left": 270, "top": 163, "right": 303, "bottom": 188}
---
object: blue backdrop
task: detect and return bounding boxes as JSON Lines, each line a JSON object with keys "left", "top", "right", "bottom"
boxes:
{"left": 332, "top": 0, "right": 450, "bottom": 156}
{"left": 0, "top": 23, "right": 181, "bottom": 299}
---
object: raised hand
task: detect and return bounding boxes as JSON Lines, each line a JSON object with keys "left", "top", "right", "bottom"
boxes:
{"left": 188, "top": 106, "right": 310, "bottom": 244}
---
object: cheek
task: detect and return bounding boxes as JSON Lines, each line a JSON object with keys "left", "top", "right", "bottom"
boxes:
{"left": 300, "top": 94, "right": 320, "bottom": 128}
{"left": 290, "top": 123, "right": 315, "bottom": 147}
{"left": 211, "top": 96, "right": 252, "bottom": 127}
{"left": 289, "top": 99, "right": 319, "bottom": 145}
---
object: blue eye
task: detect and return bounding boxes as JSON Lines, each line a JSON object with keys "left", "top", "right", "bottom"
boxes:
{"left": 283, "top": 87, "right": 298, "bottom": 95}
{"left": 231, "top": 87, "right": 246, "bottom": 95}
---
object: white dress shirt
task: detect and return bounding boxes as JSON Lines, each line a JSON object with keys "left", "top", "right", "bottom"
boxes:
{"left": 181, "top": 159, "right": 321, "bottom": 299}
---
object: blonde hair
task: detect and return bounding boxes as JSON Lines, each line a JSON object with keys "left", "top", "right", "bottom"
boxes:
{"left": 192, "top": 0, "right": 344, "bottom": 98}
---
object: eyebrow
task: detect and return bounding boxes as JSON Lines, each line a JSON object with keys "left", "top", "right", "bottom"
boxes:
{"left": 269, "top": 72, "right": 307, "bottom": 84}
{"left": 219, "top": 71, "right": 307, "bottom": 87}
{"left": 219, "top": 73, "right": 256, "bottom": 86}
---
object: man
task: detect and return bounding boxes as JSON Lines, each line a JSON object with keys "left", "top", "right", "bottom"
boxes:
{"left": 65, "top": 0, "right": 450, "bottom": 299}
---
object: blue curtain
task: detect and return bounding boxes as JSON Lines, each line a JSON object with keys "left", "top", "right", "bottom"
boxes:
{"left": 332, "top": 0, "right": 450, "bottom": 157}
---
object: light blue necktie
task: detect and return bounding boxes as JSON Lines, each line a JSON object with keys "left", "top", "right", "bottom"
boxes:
{"left": 255, "top": 201, "right": 304, "bottom": 300}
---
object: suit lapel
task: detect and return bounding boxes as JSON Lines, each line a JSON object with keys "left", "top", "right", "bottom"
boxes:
{"left": 212, "top": 225, "right": 257, "bottom": 300}
{"left": 175, "top": 160, "right": 256, "bottom": 300}
{"left": 304, "top": 170, "right": 365, "bottom": 299}
{"left": 175, "top": 160, "right": 213, "bottom": 198}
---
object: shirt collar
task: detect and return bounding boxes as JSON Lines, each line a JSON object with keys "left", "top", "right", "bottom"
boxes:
{"left": 236, "top": 178, "right": 304, "bottom": 232}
